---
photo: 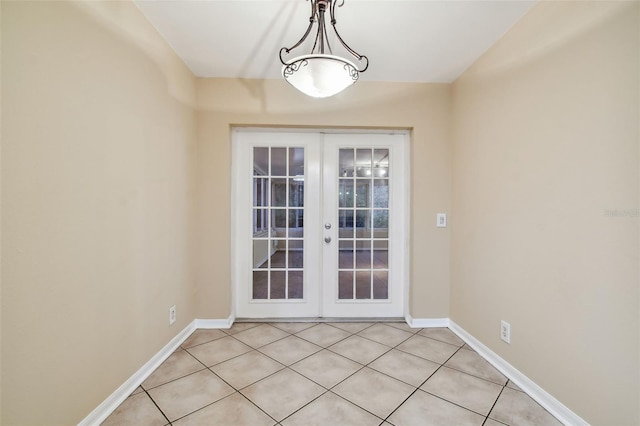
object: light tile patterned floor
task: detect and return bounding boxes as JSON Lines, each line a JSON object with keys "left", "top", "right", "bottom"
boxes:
{"left": 102, "top": 322, "right": 563, "bottom": 426}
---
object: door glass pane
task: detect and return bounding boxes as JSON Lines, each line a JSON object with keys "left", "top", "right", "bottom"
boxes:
{"left": 374, "top": 149, "right": 389, "bottom": 177}
{"left": 355, "top": 271, "right": 371, "bottom": 299}
{"left": 253, "top": 178, "right": 268, "bottom": 207}
{"left": 289, "top": 180, "right": 304, "bottom": 207}
{"left": 288, "top": 209, "right": 304, "bottom": 235}
{"left": 337, "top": 146, "right": 390, "bottom": 301}
{"left": 253, "top": 271, "right": 268, "bottom": 299}
{"left": 339, "top": 149, "right": 355, "bottom": 177}
{"left": 270, "top": 271, "right": 286, "bottom": 299}
{"left": 254, "top": 239, "right": 270, "bottom": 269}
{"left": 356, "top": 241, "right": 372, "bottom": 269}
{"left": 289, "top": 147, "right": 304, "bottom": 176}
{"left": 271, "top": 178, "right": 286, "bottom": 207}
{"left": 356, "top": 210, "right": 371, "bottom": 238}
{"left": 252, "top": 146, "right": 305, "bottom": 301}
{"left": 338, "top": 210, "right": 354, "bottom": 238}
{"left": 339, "top": 271, "right": 354, "bottom": 299}
{"left": 373, "top": 180, "right": 388, "bottom": 208}
{"left": 373, "top": 210, "right": 389, "bottom": 239}
{"left": 355, "top": 181, "right": 369, "bottom": 207}
{"left": 271, "top": 148, "right": 287, "bottom": 176}
{"left": 339, "top": 180, "right": 354, "bottom": 208}
{"left": 273, "top": 209, "right": 286, "bottom": 228}
{"left": 288, "top": 271, "right": 303, "bottom": 299}
{"left": 373, "top": 240, "right": 388, "bottom": 269}
{"left": 271, "top": 240, "right": 286, "bottom": 267}
{"left": 339, "top": 240, "right": 354, "bottom": 269}
{"left": 253, "top": 147, "right": 269, "bottom": 176}
{"left": 356, "top": 149, "right": 372, "bottom": 177}
{"left": 289, "top": 240, "right": 303, "bottom": 268}
{"left": 373, "top": 271, "right": 388, "bottom": 299}
{"left": 253, "top": 208, "right": 268, "bottom": 234}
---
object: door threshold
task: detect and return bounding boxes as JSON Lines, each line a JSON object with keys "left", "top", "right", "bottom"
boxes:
{"left": 234, "top": 317, "right": 406, "bottom": 323}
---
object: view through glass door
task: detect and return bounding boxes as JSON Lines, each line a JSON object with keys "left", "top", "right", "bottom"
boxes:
{"left": 322, "top": 134, "right": 406, "bottom": 317}
{"left": 233, "top": 130, "right": 407, "bottom": 318}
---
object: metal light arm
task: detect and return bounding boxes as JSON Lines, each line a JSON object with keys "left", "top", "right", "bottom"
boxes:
{"left": 329, "top": 0, "right": 368, "bottom": 72}
{"left": 279, "top": 0, "right": 368, "bottom": 73}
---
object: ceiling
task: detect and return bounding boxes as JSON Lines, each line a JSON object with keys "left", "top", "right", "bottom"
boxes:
{"left": 133, "top": 0, "right": 535, "bottom": 83}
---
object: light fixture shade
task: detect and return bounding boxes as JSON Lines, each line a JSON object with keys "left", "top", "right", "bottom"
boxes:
{"left": 282, "top": 54, "right": 359, "bottom": 98}
{"left": 279, "top": 0, "right": 367, "bottom": 98}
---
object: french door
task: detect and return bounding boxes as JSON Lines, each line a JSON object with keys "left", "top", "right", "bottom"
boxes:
{"left": 233, "top": 129, "right": 407, "bottom": 318}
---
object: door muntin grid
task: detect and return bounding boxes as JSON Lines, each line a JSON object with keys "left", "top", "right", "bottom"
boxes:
{"left": 337, "top": 148, "right": 390, "bottom": 300}
{"left": 252, "top": 146, "right": 305, "bottom": 301}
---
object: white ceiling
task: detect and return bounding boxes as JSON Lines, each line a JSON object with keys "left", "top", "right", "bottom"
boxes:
{"left": 134, "top": 0, "right": 535, "bottom": 83}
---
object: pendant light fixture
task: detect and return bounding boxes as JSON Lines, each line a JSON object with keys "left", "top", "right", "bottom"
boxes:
{"left": 279, "top": 0, "right": 368, "bottom": 98}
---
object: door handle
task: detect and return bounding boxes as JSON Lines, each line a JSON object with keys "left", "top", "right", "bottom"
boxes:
{"left": 324, "top": 222, "right": 332, "bottom": 230}
{"left": 324, "top": 236, "right": 332, "bottom": 244}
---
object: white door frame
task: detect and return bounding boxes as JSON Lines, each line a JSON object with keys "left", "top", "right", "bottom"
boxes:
{"left": 231, "top": 127, "right": 410, "bottom": 319}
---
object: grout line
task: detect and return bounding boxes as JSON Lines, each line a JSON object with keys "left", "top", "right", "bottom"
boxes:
{"left": 442, "top": 363, "right": 508, "bottom": 387}
{"left": 380, "top": 343, "right": 460, "bottom": 423}
{"left": 323, "top": 338, "right": 394, "bottom": 366}
{"left": 183, "top": 336, "right": 252, "bottom": 369}
{"left": 190, "top": 350, "right": 284, "bottom": 424}
{"left": 416, "top": 346, "right": 504, "bottom": 419}
{"left": 216, "top": 355, "right": 286, "bottom": 392}
{"left": 482, "top": 385, "right": 507, "bottom": 425}
{"left": 143, "top": 388, "right": 172, "bottom": 425}
{"left": 255, "top": 341, "right": 324, "bottom": 365}
{"left": 354, "top": 326, "right": 414, "bottom": 347}
{"left": 381, "top": 387, "right": 420, "bottom": 425}
{"left": 270, "top": 322, "right": 319, "bottom": 334}
{"left": 238, "top": 331, "right": 297, "bottom": 350}
{"left": 276, "top": 388, "right": 332, "bottom": 424}
{"left": 236, "top": 390, "right": 280, "bottom": 424}
{"left": 392, "top": 345, "right": 459, "bottom": 366}
{"left": 141, "top": 350, "right": 209, "bottom": 391}
{"left": 223, "top": 322, "right": 262, "bottom": 334}
{"left": 292, "top": 323, "right": 356, "bottom": 348}
{"left": 180, "top": 340, "right": 214, "bottom": 350}
{"left": 421, "top": 388, "right": 491, "bottom": 420}
{"left": 327, "top": 390, "right": 387, "bottom": 423}
{"left": 413, "top": 331, "right": 465, "bottom": 348}
{"left": 324, "top": 321, "right": 377, "bottom": 334}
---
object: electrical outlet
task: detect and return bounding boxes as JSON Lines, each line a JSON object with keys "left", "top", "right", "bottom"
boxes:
{"left": 169, "top": 305, "right": 176, "bottom": 325}
{"left": 500, "top": 320, "right": 511, "bottom": 343}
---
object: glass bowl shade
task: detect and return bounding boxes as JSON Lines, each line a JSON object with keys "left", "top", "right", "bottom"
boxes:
{"left": 282, "top": 54, "right": 359, "bottom": 98}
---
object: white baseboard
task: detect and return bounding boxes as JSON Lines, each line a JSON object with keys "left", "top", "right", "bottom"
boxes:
{"left": 195, "top": 316, "right": 235, "bottom": 329}
{"left": 79, "top": 317, "right": 234, "bottom": 425}
{"left": 448, "top": 320, "right": 588, "bottom": 426}
{"left": 405, "top": 314, "right": 450, "bottom": 328}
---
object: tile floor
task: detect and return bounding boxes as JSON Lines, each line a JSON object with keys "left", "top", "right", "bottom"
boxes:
{"left": 103, "top": 322, "right": 563, "bottom": 426}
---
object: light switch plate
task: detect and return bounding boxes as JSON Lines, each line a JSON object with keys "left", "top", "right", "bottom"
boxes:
{"left": 437, "top": 213, "right": 447, "bottom": 228}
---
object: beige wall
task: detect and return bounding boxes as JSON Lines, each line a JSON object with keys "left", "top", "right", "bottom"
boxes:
{"left": 1, "top": 2, "right": 198, "bottom": 424}
{"left": 451, "top": 2, "right": 639, "bottom": 425}
{"left": 195, "top": 79, "right": 452, "bottom": 320}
